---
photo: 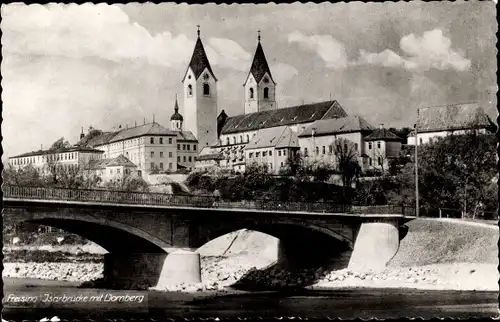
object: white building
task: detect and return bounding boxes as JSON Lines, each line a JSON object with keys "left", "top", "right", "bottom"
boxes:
{"left": 413, "top": 102, "right": 496, "bottom": 146}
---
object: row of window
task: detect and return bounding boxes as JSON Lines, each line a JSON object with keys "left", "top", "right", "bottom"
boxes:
{"left": 187, "top": 83, "right": 211, "bottom": 97}
{"left": 248, "top": 87, "right": 270, "bottom": 99}
{"left": 248, "top": 149, "right": 275, "bottom": 158}
{"left": 368, "top": 142, "right": 381, "bottom": 149}
{"left": 108, "top": 168, "right": 132, "bottom": 175}
{"left": 11, "top": 152, "right": 81, "bottom": 165}
{"left": 303, "top": 144, "right": 359, "bottom": 156}
{"left": 149, "top": 151, "right": 174, "bottom": 158}
{"left": 225, "top": 134, "right": 251, "bottom": 145}
{"left": 149, "top": 137, "right": 174, "bottom": 145}
{"left": 177, "top": 143, "right": 197, "bottom": 151}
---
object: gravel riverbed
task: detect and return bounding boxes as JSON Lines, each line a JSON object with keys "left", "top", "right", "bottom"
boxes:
{"left": 3, "top": 258, "right": 498, "bottom": 292}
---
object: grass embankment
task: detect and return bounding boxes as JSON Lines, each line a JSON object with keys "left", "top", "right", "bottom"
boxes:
{"left": 389, "top": 218, "right": 498, "bottom": 267}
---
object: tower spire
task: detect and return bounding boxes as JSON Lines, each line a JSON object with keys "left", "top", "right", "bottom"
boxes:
{"left": 197, "top": 24, "right": 200, "bottom": 38}
{"left": 258, "top": 30, "right": 261, "bottom": 42}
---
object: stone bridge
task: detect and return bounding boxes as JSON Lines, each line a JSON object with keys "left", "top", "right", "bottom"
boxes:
{"left": 3, "top": 186, "right": 415, "bottom": 288}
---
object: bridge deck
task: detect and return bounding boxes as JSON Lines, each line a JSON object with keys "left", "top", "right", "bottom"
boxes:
{"left": 3, "top": 185, "right": 416, "bottom": 219}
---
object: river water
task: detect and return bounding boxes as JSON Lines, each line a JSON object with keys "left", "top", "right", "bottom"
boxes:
{"left": 3, "top": 278, "right": 498, "bottom": 320}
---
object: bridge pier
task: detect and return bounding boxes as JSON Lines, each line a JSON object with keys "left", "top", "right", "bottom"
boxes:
{"left": 348, "top": 219, "right": 401, "bottom": 272}
{"left": 103, "top": 250, "right": 201, "bottom": 289}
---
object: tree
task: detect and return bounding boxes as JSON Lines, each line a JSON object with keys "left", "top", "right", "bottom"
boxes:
{"left": 330, "top": 137, "right": 361, "bottom": 199}
{"left": 3, "top": 164, "right": 45, "bottom": 187}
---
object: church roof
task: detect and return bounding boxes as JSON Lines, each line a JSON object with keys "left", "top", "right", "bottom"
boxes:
{"left": 416, "top": 102, "right": 495, "bottom": 133}
{"left": 246, "top": 126, "right": 299, "bottom": 150}
{"left": 220, "top": 100, "right": 347, "bottom": 135}
{"left": 364, "top": 128, "right": 403, "bottom": 141}
{"left": 170, "top": 99, "right": 183, "bottom": 121}
{"left": 11, "top": 146, "right": 104, "bottom": 159}
{"left": 298, "top": 116, "right": 374, "bottom": 137}
{"left": 183, "top": 36, "right": 217, "bottom": 82}
{"left": 249, "top": 41, "right": 274, "bottom": 83}
{"left": 109, "top": 123, "right": 177, "bottom": 143}
{"left": 176, "top": 131, "right": 197, "bottom": 142}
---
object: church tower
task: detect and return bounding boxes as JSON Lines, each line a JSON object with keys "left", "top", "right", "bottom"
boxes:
{"left": 182, "top": 26, "right": 218, "bottom": 148}
{"left": 170, "top": 95, "right": 183, "bottom": 131}
{"left": 244, "top": 31, "right": 276, "bottom": 114}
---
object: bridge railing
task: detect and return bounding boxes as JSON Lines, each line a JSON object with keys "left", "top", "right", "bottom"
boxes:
{"left": 2, "top": 185, "right": 412, "bottom": 215}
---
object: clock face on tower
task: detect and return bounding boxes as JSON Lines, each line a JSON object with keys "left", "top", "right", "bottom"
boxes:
{"left": 263, "top": 77, "right": 269, "bottom": 83}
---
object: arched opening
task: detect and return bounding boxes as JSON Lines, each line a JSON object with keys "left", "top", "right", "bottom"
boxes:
{"left": 263, "top": 87, "right": 269, "bottom": 99}
{"left": 203, "top": 83, "right": 210, "bottom": 96}
{"left": 188, "top": 84, "right": 193, "bottom": 96}
{"left": 249, "top": 88, "right": 254, "bottom": 99}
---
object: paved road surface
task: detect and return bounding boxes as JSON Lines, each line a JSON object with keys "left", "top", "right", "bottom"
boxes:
{"left": 3, "top": 278, "right": 498, "bottom": 320}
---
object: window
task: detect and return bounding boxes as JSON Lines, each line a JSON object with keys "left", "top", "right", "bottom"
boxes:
{"left": 183, "top": 156, "right": 186, "bottom": 162}
{"left": 203, "top": 83, "right": 210, "bottom": 96}
{"left": 177, "top": 144, "right": 180, "bottom": 150}
{"left": 188, "top": 84, "right": 193, "bottom": 96}
{"left": 160, "top": 152, "right": 164, "bottom": 158}
{"left": 169, "top": 152, "right": 173, "bottom": 158}
{"left": 304, "top": 148, "right": 308, "bottom": 156}
{"left": 264, "top": 87, "right": 269, "bottom": 99}
{"left": 283, "top": 150, "right": 286, "bottom": 156}
{"left": 369, "top": 158, "right": 372, "bottom": 166}
{"left": 226, "top": 138, "right": 230, "bottom": 145}
{"left": 233, "top": 137, "right": 236, "bottom": 144}
{"left": 239, "top": 135, "right": 243, "bottom": 143}
{"left": 151, "top": 151, "right": 154, "bottom": 158}
{"left": 419, "top": 138, "right": 423, "bottom": 145}
{"left": 315, "top": 147, "right": 319, "bottom": 155}
{"left": 126, "top": 152, "right": 129, "bottom": 157}
{"left": 263, "top": 151, "right": 267, "bottom": 157}
{"left": 377, "top": 141, "right": 381, "bottom": 149}
{"left": 246, "top": 135, "right": 250, "bottom": 142}
{"left": 151, "top": 162, "right": 155, "bottom": 169}
{"left": 168, "top": 138, "right": 172, "bottom": 144}
{"left": 368, "top": 142, "right": 372, "bottom": 149}
{"left": 160, "top": 163, "right": 164, "bottom": 170}
{"left": 150, "top": 137, "right": 154, "bottom": 144}
{"left": 322, "top": 146, "right": 326, "bottom": 154}
{"left": 177, "top": 156, "right": 180, "bottom": 162}
{"left": 270, "top": 163, "right": 273, "bottom": 170}
{"left": 160, "top": 138, "right": 163, "bottom": 144}
{"left": 378, "top": 157, "right": 382, "bottom": 166}
{"left": 249, "top": 88, "right": 254, "bottom": 99}
{"left": 354, "top": 143, "right": 358, "bottom": 151}
{"left": 256, "top": 152, "right": 260, "bottom": 157}
{"left": 278, "top": 150, "right": 281, "bottom": 156}
{"left": 117, "top": 168, "right": 121, "bottom": 174}
{"left": 187, "top": 145, "right": 190, "bottom": 151}
{"left": 194, "top": 145, "right": 197, "bottom": 151}
{"left": 188, "top": 156, "right": 192, "bottom": 162}
{"left": 182, "top": 144, "right": 186, "bottom": 150}
{"left": 169, "top": 163, "right": 172, "bottom": 169}
{"left": 249, "top": 152, "right": 253, "bottom": 158}
{"left": 281, "top": 162, "right": 284, "bottom": 167}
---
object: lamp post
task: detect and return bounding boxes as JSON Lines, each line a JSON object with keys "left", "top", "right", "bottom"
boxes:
{"left": 414, "top": 121, "right": 419, "bottom": 217}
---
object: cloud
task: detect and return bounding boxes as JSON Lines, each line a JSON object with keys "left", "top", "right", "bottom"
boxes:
{"left": 288, "top": 31, "right": 348, "bottom": 69}
{"left": 206, "top": 37, "right": 252, "bottom": 71}
{"left": 1, "top": 3, "right": 251, "bottom": 71}
{"left": 270, "top": 63, "right": 299, "bottom": 83}
{"left": 353, "top": 29, "right": 471, "bottom": 71}
{"left": 289, "top": 28, "right": 471, "bottom": 72}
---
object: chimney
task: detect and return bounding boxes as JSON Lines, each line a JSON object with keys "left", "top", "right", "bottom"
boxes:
{"left": 80, "top": 126, "right": 85, "bottom": 140}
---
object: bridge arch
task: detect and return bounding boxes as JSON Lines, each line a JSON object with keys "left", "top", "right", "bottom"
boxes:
{"left": 7, "top": 210, "right": 171, "bottom": 253}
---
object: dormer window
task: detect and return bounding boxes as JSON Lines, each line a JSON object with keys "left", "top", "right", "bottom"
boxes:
{"left": 188, "top": 84, "right": 193, "bottom": 96}
{"left": 203, "top": 83, "right": 210, "bottom": 96}
{"left": 264, "top": 87, "right": 269, "bottom": 99}
{"left": 249, "top": 88, "right": 254, "bottom": 99}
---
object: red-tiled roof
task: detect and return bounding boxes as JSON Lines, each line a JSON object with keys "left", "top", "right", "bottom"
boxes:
{"left": 364, "top": 128, "right": 403, "bottom": 141}
{"left": 10, "top": 146, "right": 104, "bottom": 159}
{"left": 416, "top": 102, "right": 495, "bottom": 133}
{"left": 298, "top": 116, "right": 374, "bottom": 137}
{"left": 220, "top": 100, "right": 347, "bottom": 135}
{"left": 183, "top": 37, "right": 217, "bottom": 82}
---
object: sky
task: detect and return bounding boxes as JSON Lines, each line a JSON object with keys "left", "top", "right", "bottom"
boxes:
{"left": 1, "top": 1, "right": 497, "bottom": 160}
